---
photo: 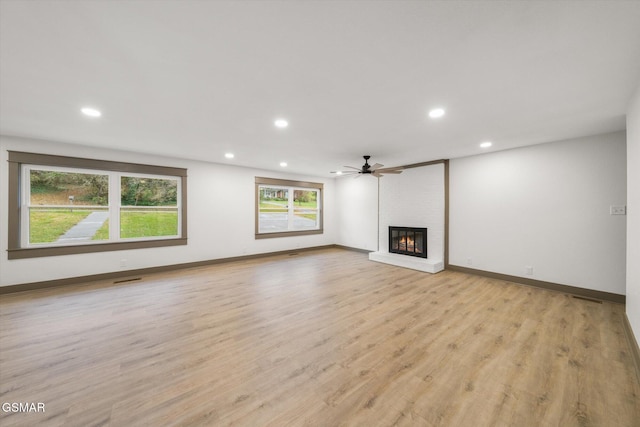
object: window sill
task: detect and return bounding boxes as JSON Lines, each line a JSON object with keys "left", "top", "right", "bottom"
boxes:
{"left": 7, "top": 238, "right": 187, "bottom": 260}
{"left": 255, "top": 229, "right": 323, "bottom": 239}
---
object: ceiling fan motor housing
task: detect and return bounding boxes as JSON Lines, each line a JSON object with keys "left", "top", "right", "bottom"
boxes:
{"left": 362, "top": 155, "right": 371, "bottom": 172}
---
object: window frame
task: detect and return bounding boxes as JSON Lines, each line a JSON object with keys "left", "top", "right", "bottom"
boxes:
{"left": 255, "top": 177, "right": 323, "bottom": 239}
{"left": 8, "top": 151, "right": 187, "bottom": 260}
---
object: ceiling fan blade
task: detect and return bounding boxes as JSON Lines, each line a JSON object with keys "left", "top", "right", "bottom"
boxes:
{"left": 378, "top": 170, "right": 403, "bottom": 174}
{"left": 370, "top": 163, "right": 384, "bottom": 170}
{"left": 353, "top": 174, "right": 362, "bottom": 179}
{"left": 343, "top": 165, "right": 361, "bottom": 171}
{"left": 376, "top": 167, "right": 404, "bottom": 173}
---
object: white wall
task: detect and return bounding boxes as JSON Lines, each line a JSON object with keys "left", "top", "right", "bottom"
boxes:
{"left": 627, "top": 82, "right": 640, "bottom": 341}
{"left": 335, "top": 176, "right": 378, "bottom": 251}
{"left": 0, "top": 135, "right": 336, "bottom": 286}
{"left": 334, "top": 164, "right": 447, "bottom": 258}
{"left": 1, "top": 129, "right": 631, "bottom": 300}
{"left": 378, "top": 165, "right": 445, "bottom": 261}
{"left": 450, "top": 132, "right": 627, "bottom": 295}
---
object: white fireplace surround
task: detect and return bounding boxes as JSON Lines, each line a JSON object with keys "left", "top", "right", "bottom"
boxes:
{"left": 369, "top": 164, "right": 445, "bottom": 273}
{"left": 369, "top": 251, "right": 444, "bottom": 273}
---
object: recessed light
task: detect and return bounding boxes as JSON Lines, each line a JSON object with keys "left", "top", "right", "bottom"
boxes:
{"left": 81, "top": 107, "right": 101, "bottom": 117}
{"left": 225, "top": 153, "right": 234, "bottom": 159}
{"left": 336, "top": 171, "right": 343, "bottom": 175}
{"left": 480, "top": 141, "right": 493, "bottom": 148}
{"left": 428, "top": 108, "right": 445, "bottom": 119}
{"left": 274, "top": 119, "right": 289, "bottom": 128}
{"left": 280, "top": 162, "right": 288, "bottom": 167}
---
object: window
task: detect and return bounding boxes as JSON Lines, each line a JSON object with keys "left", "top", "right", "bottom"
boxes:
{"left": 25, "top": 168, "right": 110, "bottom": 245}
{"left": 255, "top": 177, "right": 323, "bottom": 238}
{"left": 8, "top": 152, "right": 187, "bottom": 259}
{"left": 119, "top": 175, "right": 179, "bottom": 239}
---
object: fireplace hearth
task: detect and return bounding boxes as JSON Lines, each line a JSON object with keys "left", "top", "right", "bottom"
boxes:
{"left": 389, "top": 226, "right": 427, "bottom": 258}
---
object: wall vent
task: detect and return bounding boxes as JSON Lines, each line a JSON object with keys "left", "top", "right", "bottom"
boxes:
{"left": 571, "top": 295, "right": 602, "bottom": 304}
{"left": 114, "top": 277, "right": 142, "bottom": 284}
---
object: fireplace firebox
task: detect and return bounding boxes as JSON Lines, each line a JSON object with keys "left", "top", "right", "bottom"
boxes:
{"left": 389, "top": 226, "right": 427, "bottom": 258}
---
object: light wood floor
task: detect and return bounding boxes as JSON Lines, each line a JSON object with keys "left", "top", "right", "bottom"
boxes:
{"left": 1, "top": 248, "right": 639, "bottom": 426}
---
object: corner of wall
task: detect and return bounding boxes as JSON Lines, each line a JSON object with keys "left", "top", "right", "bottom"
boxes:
{"left": 626, "top": 80, "right": 640, "bottom": 347}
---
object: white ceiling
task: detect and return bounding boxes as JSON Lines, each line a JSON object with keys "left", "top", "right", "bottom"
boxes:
{"left": 2, "top": 1, "right": 640, "bottom": 177}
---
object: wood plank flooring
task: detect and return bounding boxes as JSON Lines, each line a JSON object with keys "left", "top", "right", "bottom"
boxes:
{"left": 1, "top": 248, "right": 639, "bottom": 426}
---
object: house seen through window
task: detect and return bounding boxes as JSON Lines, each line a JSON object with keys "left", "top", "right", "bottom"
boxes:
{"left": 255, "top": 177, "right": 323, "bottom": 238}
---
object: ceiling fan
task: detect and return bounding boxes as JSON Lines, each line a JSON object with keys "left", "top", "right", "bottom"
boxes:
{"left": 331, "top": 155, "right": 404, "bottom": 177}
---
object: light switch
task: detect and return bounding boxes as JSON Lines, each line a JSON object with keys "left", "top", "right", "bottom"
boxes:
{"left": 610, "top": 205, "right": 626, "bottom": 215}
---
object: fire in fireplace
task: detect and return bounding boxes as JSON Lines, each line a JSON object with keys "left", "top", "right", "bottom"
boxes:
{"left": 389, "top": 226, "right": 427, "bottom": 258}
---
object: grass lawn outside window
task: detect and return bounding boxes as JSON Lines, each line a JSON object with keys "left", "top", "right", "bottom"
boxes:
{"left": 29, "top": 209, "right": 91, "bottom": 243}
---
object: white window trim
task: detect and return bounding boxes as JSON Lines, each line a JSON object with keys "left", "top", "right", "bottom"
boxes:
{"left": 21, "top": 165, "right": 182, "bottom": 248}
{"left": 117, "top": 170, "right": 182, "bottom": 242}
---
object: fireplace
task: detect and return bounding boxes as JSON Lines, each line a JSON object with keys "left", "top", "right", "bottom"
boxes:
{"left": 389, "top": 226, "right": 427, "bottom": 258}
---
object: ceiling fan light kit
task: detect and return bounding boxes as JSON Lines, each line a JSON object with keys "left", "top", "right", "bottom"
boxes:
{"left": 331, "top": 155, "right": 404, "bottom": 178}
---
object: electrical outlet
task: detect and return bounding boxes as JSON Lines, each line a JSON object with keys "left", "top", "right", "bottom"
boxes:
{"left": 610, "top": 205, "right": 626, "bottom": 215}
{"left": 525, "top": 266, "right": 533, "bottom": 275}
{"left": 466, "top": 258, "right": 473, "bottom": 266}
{"left": 120, "top": 259, "right": 127, "bottom": 268}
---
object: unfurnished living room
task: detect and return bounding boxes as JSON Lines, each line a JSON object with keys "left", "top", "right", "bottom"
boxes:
{"left": 1, "top": 1, "right": 640, "bottom": 426}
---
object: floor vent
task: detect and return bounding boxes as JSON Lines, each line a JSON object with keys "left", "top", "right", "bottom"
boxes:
{"left": 572, "top": 295, "right": 603, "bottom": 304}
{"left": 114, "top": 277, "right": 142, "bottom": 284}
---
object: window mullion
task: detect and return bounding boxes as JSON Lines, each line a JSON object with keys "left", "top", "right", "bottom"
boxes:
{"left": 177, "top": 177, "right": 182, "bottom": 237}
{"left": 109, "top": 173, "right": 120, "bottom": 241}
{"left": 21, "top": 166, "right": 31, "bottom": 247}
{"left": 317, "top": 189, "right": 321, "bottom": 227}
{"left": 287, "top": 188, "right": 294, "bottom": 231}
